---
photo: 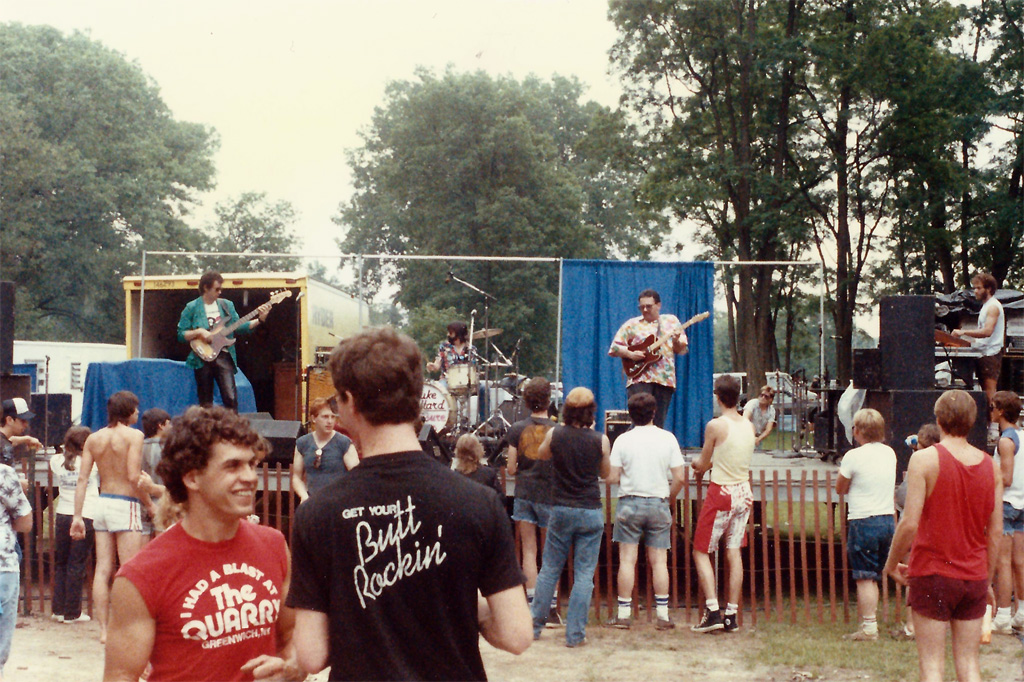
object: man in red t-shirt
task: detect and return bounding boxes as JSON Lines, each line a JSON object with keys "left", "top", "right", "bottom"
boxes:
{"left": 884, "top": 390, "right": 1002, "bottom": 682}
{"left": 104, "top": 406, "right": 303, "bottom": 682}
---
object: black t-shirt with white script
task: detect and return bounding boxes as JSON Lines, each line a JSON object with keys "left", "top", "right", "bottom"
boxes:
{"left": 287, "top": 451, "right": 524, "bottom": 681}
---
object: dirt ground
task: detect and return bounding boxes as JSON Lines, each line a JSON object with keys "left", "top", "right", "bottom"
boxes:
{"left": 5, "top": 611, "right": 1023, "bottom": 681}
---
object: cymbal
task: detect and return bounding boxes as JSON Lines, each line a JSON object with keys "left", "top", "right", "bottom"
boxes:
{"left": 471, "top": 328, "right": 503, "bottom": 340}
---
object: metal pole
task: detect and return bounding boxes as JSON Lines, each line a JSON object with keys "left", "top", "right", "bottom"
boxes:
{"left": 555, "top": 259, "right": 564, "bottom": 390}
{"left": 357, "top": 255, "right": 365, "bottom": 329}
{"left": 819, "top": 262, "right": 826, "bottom": 402}
{"left": 137, "top": 250, "right": 147, "bottom": 358}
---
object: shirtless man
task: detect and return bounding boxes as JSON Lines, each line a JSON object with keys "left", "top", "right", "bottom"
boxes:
{"left": 71, "top": 390, "right": 150, "bottom": 642}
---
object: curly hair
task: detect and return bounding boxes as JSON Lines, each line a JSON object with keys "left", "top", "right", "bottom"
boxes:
{"left": 157, "top": 406, "right": 262, "bottom": 504}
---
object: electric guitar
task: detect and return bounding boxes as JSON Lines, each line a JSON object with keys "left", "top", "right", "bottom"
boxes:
{"left": 190, "top": 290, "right": 292, "bottom": 363}
{"left": 621, "top": 311, "right": 710, "bottom": 379}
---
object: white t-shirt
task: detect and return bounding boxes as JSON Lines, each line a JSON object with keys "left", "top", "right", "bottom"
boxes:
{"left": 839, "top": 442, "right": 896, "bottom": 520}
{"left": 610, "top": 424, "right": 684, "bottom": 499}
{"left": 49, "top": 454, "right": 100, "bottom": 518}
{"left": 997, "top": 428, "right": 1024, "bottom": 510}
{"left": 743, "top": 399, "right": 776, "bottom": 436}
{"left": 974, "top": 296, "right": 1005, "bottom": 357}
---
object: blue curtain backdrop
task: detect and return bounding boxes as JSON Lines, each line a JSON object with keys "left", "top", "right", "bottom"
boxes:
{"left": 559, "top": 260, "right": 715, "bottom": 448}
{"left": 81, "top": 359, "right": 257, "bottom": 431}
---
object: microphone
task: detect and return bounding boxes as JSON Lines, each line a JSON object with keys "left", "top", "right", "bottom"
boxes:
{"left": 471, "top": 309, "right": 477, "bottom": 316}
{"left": 445, "top": 271, "right": 453, "bottom": 284}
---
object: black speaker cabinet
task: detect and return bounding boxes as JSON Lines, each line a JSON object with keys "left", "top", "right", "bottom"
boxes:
{"left": 879, "top": 296, "right": 935, "bottom": 390}
{"left": 863, "top": 389, "right": 988, "bottom": 477}
{"left": 28, "top": 393, "right": 72, "bottom": 448}
{"left": 853, "top": 348, "right": 882, "bottom": 390}
{"left": 0, "top": 282, "right": 13, "bottom": 375}
{"left": 249, "top": 419, "right": 303, "bottom": 466}
{"left": 605, "top": 410, "right": 631, "bottom": 447}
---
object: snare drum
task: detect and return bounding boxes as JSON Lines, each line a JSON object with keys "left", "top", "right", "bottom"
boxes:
{"left": 420, "top": 382, "right": 455, "bottom": 432}
{"left": 447, "top": 364, "right": 478, "bottom": 396}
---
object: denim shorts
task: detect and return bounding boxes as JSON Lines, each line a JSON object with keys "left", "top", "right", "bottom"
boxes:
{"left": 847, "top": 514, "right": 895, "bottom": 581}
{"left": 512, "top": 498, "right": 551, "bottom": 528}
{"left": 613, "top": 496, "right": 673, "bottom": 549}
{"left": 1003, "top": 501, "right": 1024, "bottom": 535}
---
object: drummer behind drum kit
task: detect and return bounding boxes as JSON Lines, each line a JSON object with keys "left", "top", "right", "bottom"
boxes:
{"left": 418, "top": 326, "right": 559, "bottom": 464}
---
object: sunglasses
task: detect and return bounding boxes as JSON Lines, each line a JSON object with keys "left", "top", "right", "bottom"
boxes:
{"left": 638, "top": 304, "right": 657, "bottom": 311}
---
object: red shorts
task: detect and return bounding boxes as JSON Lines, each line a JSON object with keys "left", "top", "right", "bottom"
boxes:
{"left": 907, "top": 574, "right": 988, "bottom": 622}
{"left": 693, "top": 482, "right": 752, "bottom": 553}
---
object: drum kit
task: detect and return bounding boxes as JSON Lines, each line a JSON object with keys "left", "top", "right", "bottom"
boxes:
{"left": 420, "top": 326, "right": 526, "bottom": 441}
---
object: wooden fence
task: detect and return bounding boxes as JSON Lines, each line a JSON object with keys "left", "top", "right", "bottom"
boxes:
{"left": 18, "top": 462, "right": 905, "bottom": 627}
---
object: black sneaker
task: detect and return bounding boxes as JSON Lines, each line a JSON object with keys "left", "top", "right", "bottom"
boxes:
{"left": 691, "top": 608, "right": 724, "bottom": 633}
{"left": 722, "top": 612, "right": 738, "bottom": 632}
{"left": 545, "top": 607, "right": 564, "bottom": 629}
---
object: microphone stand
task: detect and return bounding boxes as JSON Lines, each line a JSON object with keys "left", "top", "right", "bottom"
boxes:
{"left": 448, "top": 271, "right": 497, "bottom": 425}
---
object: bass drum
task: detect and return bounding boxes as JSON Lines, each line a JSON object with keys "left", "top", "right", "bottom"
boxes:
{"left": 420, "top": 381, "right": 455, "bottom": 432}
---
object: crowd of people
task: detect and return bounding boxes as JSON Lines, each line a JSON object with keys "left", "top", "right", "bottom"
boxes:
{"left": 0, "top": 277, "right": 1018, "bottom": 682}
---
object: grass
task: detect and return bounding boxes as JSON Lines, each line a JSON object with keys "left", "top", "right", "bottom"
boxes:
{"left": 746, "top": 618, "right": 1021, "bottom": 681}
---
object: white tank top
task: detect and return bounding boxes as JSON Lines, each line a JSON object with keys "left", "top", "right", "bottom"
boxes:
{"left": 975, "top": 296, "right": 1004, "bottom": 357}
{"left": 710, "top": 417, "right": 755, "bottom": 486}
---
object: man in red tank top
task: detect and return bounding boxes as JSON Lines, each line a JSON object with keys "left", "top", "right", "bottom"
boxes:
{"left": 884, "top": 390, "right": 1003, "bottom": 682}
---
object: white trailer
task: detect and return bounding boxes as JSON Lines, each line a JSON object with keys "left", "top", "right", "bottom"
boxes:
{"left": 13, "top": 340, "right": 127, "bottom": 423}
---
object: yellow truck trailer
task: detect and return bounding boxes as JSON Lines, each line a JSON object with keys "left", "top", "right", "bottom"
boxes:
{"left": 122, "top": 272, "right": 362, "bottom": 421}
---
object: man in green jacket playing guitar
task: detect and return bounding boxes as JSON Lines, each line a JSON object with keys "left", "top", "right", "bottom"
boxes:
{"left": 177, "top": 271, "right": 269, "bottom": 411}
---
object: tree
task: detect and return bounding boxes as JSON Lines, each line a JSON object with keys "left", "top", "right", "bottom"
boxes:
{"left": 0, "top": 24, "right": 217, "bottom": 341}
{"left": 336, "top": 69, "right": 668, "bottom": 374}
{"left": 206, "top": 192, "right": 301, "bottom": 273}
{"left": 610, "top": 0, "right": 815, "bottom": 389}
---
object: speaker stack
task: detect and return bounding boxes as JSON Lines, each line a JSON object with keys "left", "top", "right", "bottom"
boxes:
{"left": 243, "top": 415, "right": 304, "bottom": 466}
{"left": 818, "top": 296, "right": 989, "bottom": 474}
{"left": 604, "top": 410, "right": 631, "bottom": 447}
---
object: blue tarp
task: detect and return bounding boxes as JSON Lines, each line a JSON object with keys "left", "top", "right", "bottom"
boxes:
{"left": 80, "top": 359, "right": 257, "bottom": 431}
{"left": 559, "top": 260, "right": 715, "bottom": 448}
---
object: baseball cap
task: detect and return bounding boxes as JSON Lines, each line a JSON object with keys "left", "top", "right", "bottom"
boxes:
{"left": 1, "top": 398, "right": 35, "bottom": 421}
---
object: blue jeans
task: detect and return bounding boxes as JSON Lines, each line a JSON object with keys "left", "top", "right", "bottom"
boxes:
{"left": 0, "top": 570, "right": 20, "bottom": 672}
{"left": 530, "top": 506, "right": 604, "bottom": 646}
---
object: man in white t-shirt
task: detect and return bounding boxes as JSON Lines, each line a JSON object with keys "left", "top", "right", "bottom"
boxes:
{"left": 743, "top": 385, "right": 777, "bottom": 448}
{"left": 605, "top": 393, "right": 685, "bottom": 631}
{"left": 991, "top": 391, "right": 1024, "bottom": 634}
{"left": 836, "top": 408, "right": 897, "bottom": 641}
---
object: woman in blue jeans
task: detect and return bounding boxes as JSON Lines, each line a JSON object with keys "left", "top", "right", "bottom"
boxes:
{"left": 50, "top": 426, "right": 99, "bottom": 623}
{"left": 530, "top": 387, "right": 611, "bottom": 647}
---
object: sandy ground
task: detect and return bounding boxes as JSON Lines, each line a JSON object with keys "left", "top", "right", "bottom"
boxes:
{"left": 5, "top": 611, "right": 1022, "bottom": 681}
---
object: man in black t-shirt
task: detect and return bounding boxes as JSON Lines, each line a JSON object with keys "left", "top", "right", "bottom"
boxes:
{"left": 288, "top": 328, "right": 531, "bottom": 681}
{"left": 505, "top": 378, "right": 559, "bottom": 620}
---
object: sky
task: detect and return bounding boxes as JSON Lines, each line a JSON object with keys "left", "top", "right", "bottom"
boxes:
{"left": 3, "top": 0, "right": 627, "bottom": 275}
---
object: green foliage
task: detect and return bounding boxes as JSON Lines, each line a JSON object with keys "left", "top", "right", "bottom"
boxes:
{"left": 205, "top": 192, "right": 302, "bottom": 273}
{"left": 337, "top": 69, "right": 668, "bottom": 374}
{"left": 0, "top": 23, "right": 217, "bottom": 341}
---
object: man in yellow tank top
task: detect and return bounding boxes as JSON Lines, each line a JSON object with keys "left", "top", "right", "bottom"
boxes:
{"left": 690, "top": 375, "right": 755, "bottom": 633}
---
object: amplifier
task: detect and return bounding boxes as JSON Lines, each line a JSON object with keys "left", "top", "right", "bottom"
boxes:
{"left": 605, "top": 410, "right": 631, "bottom": 447}
{"left": 249, "top": 419, "right": 304, "bottom": 466}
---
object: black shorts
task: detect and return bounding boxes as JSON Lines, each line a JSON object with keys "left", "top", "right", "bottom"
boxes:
{"left": 977, "top": 353, "right": 1002, "bottom": 383}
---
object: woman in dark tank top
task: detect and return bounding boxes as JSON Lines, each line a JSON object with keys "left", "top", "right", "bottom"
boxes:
{"left": 529, "top": 387, "right": 610, "bottom": 648}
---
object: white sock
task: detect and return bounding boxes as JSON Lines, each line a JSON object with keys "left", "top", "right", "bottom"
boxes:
{"left": 862, "top": 616, "right": 877, "bottom": 634}
{"left": 617, "top": 598, "right": 632, "bottom": 620}
{"left": 705, "top": 598, "right": 719, "bottom": 612}
{"left": 724, "top": 602, "right": 738, "bottom": 616}
{"left": 995, "top": 606, "right": 1011, "bottom": 622}
{"left": 655, "top": 594, "right": 669, "bottom": 620}
{"left": 526, "top": 588, "right": 535, "bottom": 605}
